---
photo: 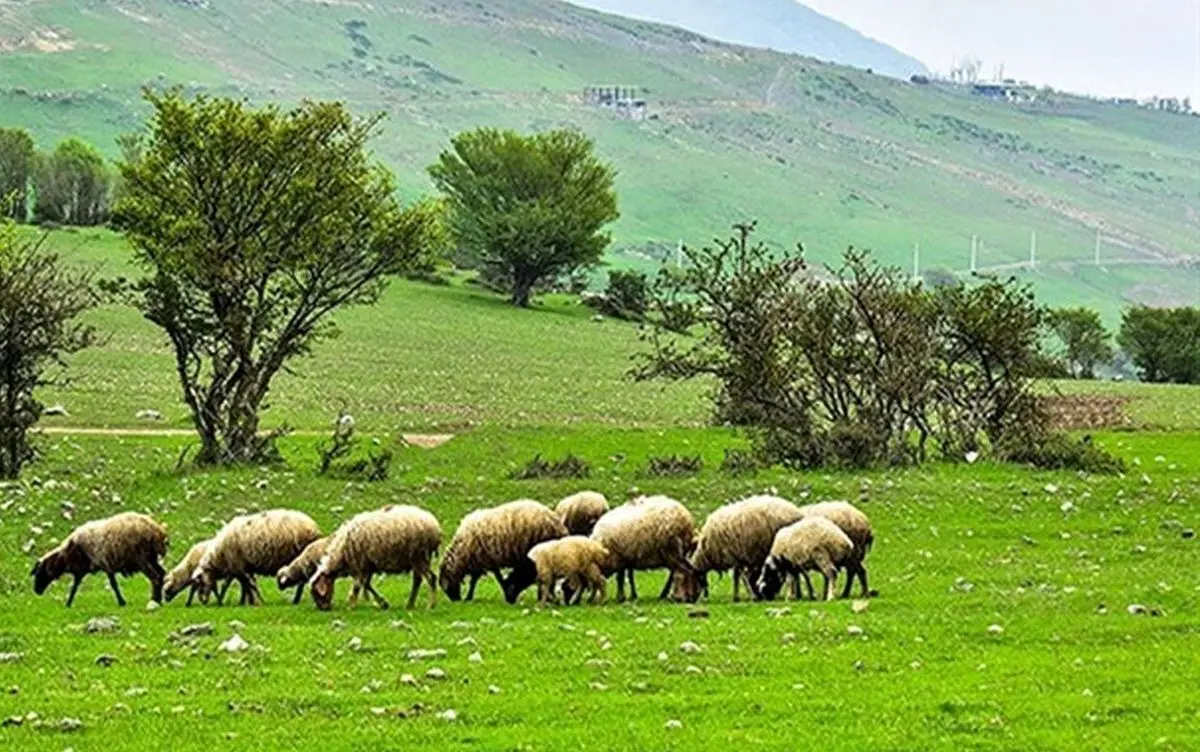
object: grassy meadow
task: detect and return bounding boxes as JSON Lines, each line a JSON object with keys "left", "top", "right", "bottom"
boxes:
{"left": 0, "top": 227, "right": 1198, "bottom": 750}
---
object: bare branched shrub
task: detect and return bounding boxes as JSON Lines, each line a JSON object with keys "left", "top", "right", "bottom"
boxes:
{"left": 315, "top": 414, "right": 393, "bottom": 482}
{"left": 644, "top": 454, "right": 703, "bottom": 477}
{"left": 510, "top": 454, "right": 591, "bottom": 480}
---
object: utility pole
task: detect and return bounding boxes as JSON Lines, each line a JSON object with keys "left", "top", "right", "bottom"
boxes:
{"left": 913, "top": 242, "right": 920, "bottom": 281}
{"left": 1029, "top": 230, "right": 1037, "bottom": 269}
{"left": 676, "top": 239, "right": 684, "bottom": 268}
{"left": 970, "top": 234, "right": 978, "bottom": 273}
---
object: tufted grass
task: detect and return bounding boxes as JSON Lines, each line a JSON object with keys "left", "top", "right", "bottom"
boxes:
{"left": 1, "top": 426, "right": 1198, "bottom": 750}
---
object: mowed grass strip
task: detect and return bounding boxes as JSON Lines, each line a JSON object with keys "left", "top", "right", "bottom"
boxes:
{"left": 0, "top": 427, "right": 1197, "bottom": 750}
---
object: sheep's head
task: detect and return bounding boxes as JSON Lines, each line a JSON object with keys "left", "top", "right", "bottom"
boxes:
{"left": 670, "top": 568, "right": 706, "bottom": 604}
{"left": 439, "top": 569, "right": 463, "bottom": 602}
{"left": 31, "top": 541, "right": 83, "bottom": 595}
{"left": 162, "top": 570, "right": 190, "bottom": 603}
{"left": 756, "top": 558, "right": 786, "bottom": 601}
{"left": 310, "top": 572, "right": 336, "bottom": 610}
{"left": 501, "top": 559, "right": 537, "bottom": 605}
{"left": 191, "top": 567, "right": 218, "bottom": 601}
{"left": 277, "top": 565, "right": 303, "bottom": 592}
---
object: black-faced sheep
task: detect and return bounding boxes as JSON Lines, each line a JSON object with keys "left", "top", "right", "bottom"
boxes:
{"left": 502, "top": 536, "right": 614, "bottom": 605}
{"left": 556, "top": 491, "right": 610, "bottom": 537}
{"left": 798, "top": 501, "right": 874, "bottom": 598}
{"left": 31, "top": 512, "right": 168, "bottom": 607}
{"left": 309, "top": 505, "right": 442, "bottom": 610}
{"left": 193, "top": 509, "right": 321, "bottom": 605}
{"left": 673, "top": 495, "right": 803, "bottom": 603}
{"left": 439, "top": 500, "right": 567, "bottom": 602}
{"left": 590, "top": 495, "right": 695, "bottom": 602}
{"left": 757, "top": 517, "right": 855, "bottom": 601}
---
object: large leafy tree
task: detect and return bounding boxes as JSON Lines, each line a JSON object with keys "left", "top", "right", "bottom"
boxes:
{"left": 429, "top": 128, "right": 619, "bottom": 307}
{"left": 0, "top": 128, "right": 36, "bottom": 221}
{"left": 1118, "top": 306, "right": 1200, "bottom": 384}
{"left": 0, "top": 222, "right": 97, "bottom": 478}
{"left": 1046, "top": 306, "right": 1113, "bottom": 379}
{"left": 33, "top": 138, "right": 113, "bottom": 226}
{"left": 112, "top": 91, "right": 437, "bottom": 466}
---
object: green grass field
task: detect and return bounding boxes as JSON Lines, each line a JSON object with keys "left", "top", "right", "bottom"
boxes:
{"left": 2, "top": 0, "right": 1198, "bottom": 322}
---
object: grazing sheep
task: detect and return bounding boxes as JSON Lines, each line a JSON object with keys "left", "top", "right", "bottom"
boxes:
{"left": 798, "top": 501, "right": 874, "bottom": 597}
{"left": 309, "top": 505, "right": 442, "bottom": 610}
{"left": 275, "top": 536, "right": 336, "bottom": 605}
{"left": 674, "top": 495, "right": 804, "bottom": 603}
{"left": 503, "top": 536, "right": 614, "bottom": 605}
{"left": 757, "top": 517, "right": 855, "bottom": 601}
{"left": 556, "top": 491, "right": 609, "bottom": 536}
{"left": 31, "top": 512, "right": 167, "bottom": 607}
{"left": 590, "top": 495, "right": 696, "bottom": 602}
{"left": 193, "top": 509, "right": 321, "bottom": 605}
{"left": 163, "top": 539, "right": 236, "bottom": 607}
{"left": 439, "top": 500, "right": 567, "bottom": 602}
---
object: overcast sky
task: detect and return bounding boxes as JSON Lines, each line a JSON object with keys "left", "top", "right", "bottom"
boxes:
{"left": 801, "top": 0, "right": 1200, "bottom": 101}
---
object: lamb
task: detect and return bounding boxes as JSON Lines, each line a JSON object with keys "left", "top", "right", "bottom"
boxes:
{"left": 193, "top": 509, "right": 321, "bottom": 605}
{"left": 502, "top": 536, "right": 614, "bottom": 605}
{"left": 674, "top": 495, "right": 804, "bottom": 603}
{"left": 162, "top": 539, "right": 236, "bottom": 607}
{"left": 756, "top": 517, "right": 855, "bottom": 601}
{"left": 798, "top": 501, "right": 874, "bottom": 598}
{"left": 309, "top": 505, "right": 442, "bottom": 610}
{"left": 31, "top": 512, "right": 168, "bottom": 607}
{"left": 439, "top": 500, "right": 568, "bottom": 601}
{"left": 555, "top": 491, "right": 610, "bottom": 536}
{"left": 590, "top": 495, "right": 696, "bottom": 602}
{"left": 275, "top": 536, "right": 335, "bottom": 605}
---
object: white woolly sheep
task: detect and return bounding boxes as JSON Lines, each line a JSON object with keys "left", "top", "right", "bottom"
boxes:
{"left": 675, "top": 495, "right": 804, "bottom": 603}
{"left": 309, "top": 505, "right": 442, "bottom": 610}
{"left": 276, "top": 536, "right": 339, "bottom": 605}
{"left": 757, "top": 517, "right": 855, "bottom": 601}
{"left": 798, "top": 501, "right": 874, "bottom": 597}
{"left": 590, "top": 495, "right": 696, "bottom": 602}
{"left": 503, "top": 536, "right": 614, "bottom": 605}
{"left": 193, "top": 509, "right": 321, "bottom": 605}
{"left": 556, "top": 491, "right": 610, "bottom": 537}
{"left": 163, "top": 539, "right": 236, "bottom": 607}
{"left": 31, "top": 512, "right": 168, "bottom": 607}
{"left": 439, "top": 500, "right": 567, "bottom": 602}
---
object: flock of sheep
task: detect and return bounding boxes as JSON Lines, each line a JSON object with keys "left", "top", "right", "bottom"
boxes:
{"left": 29, "top": 492, "right": 875, "bottom": 610}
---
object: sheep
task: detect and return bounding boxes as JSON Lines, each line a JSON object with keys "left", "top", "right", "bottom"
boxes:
{"left": 162, "top": 539, "right": 236, "bottom": 606}
{"left": 798, "top": 501, "right": 874, "bottom": 597}
{"left": 309, "top": 505, "right": 442, "bottom": 610}
{"left": 502, "top": 536, "right": 614, "bottom": 605}
{"left": 590, "top": 495, "right": 696, "bottom": 602}
{"left": 31, "top": 512, "right": 168, "bottom": 607}
{"left": 275, "top": 536, "right": 336, "bottom": 605}
{"left": 439, "top": 500, "right": 568, "bottom": 602}
{"left": 757, "top": 517, "right": 855, "bottom": 601}
{"left": 673, "top": 495, "right": 804, "bottom": 603}
{"left": 555, "top": 491, "right": 609, "bottom": 536}
{"left": 193, "top": 509, "right": 321, "bottom": 605}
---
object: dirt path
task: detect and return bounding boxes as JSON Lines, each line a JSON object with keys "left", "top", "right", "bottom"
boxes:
{"left": 36, "top": 427, "right": 454, "bottom": 449}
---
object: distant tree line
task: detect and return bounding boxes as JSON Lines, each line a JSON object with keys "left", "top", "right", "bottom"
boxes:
{"left": 0, "top": 128, "right": 113, "bottom": 226}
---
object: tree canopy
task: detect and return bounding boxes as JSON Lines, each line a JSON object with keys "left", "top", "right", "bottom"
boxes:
{"left": 1046, "top": 306, "right": 1113, "bottom": 379}
{"left": 429, "top": 127, "right": 619, "bottom": 307}
{"left": 0, "top": 128, "right": 35, "bottom": 222}
{"left": 33, "top": 138, "right": 112, "bottom": 226}
{"left": 112, "top": 90, "right": 437, "bottom": 465}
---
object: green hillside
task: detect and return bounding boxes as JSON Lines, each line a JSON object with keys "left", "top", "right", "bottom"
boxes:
{"left": 2, "top": 0, "right": 1198, "bottom": 321}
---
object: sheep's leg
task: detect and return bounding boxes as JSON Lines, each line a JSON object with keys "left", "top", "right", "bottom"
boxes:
{"left": 628, "top": 570, "right": 639, "bottom": 601}
{"left": 107, "top": 572, "right": 127, "bottom": 607}
{"left": 146, "top": 561, "right": 165, "bottom": 603}
{"left": 799, "top": 571, "right": 815, "bottom": 600}
{"left": 424, "top": 568, "right": 438, "bottom": 609}
{"left": 657, "top": 571, "right": 674, "bottom": 601}
{"left": 465, "top": 572, "right": 481, "bottom": 601}
{"left": 407, "top": 570, "right": 422, "bottom": 610}
{"left": 588, "top": 565, "right": 606, "bottom": 605}
{"left": 732, "top": 567, "right": 741, "bottom": 602}
{"left": 186, "top": 587, "right": 196, "bottom": 607}
{"left": 820, "top": 565, "right": 837, "bottom": 602}
{"left": 292, "top": 582, "right": 305, "bottom": 605}
{"left": 215, "top": 579, "right": 232, "bottom": 606}
{"left": 365, "top": 575, "right": 390, "bottom": 610}
{"left": 615, "top": 570, "right": 626, "bottom": 602}
{"left": 347, "top": 579, "right": 361, "bottom": 609}
{"left": 247, "top": 576, "right": 263, "bottom": 606}
{"left": 856, "top": 564, "right": 870, "bottom": 598}
{"left": 65, "top": 574, "right": 83, "bottom": 607}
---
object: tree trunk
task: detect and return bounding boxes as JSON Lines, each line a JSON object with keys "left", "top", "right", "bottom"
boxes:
{"left": 510, "top": 274, "right": 536, "bottom": 308}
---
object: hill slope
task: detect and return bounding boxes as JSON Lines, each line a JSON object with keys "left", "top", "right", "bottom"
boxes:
{"left": 567, "top": 0, "right": 928, "bottom": 78}
{"left": 1, "top": 0, "right": 1198, "bottom": 321}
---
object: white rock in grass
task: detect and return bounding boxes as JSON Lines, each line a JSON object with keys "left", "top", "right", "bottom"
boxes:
{"left": 347, "top": 637, "right": 363, "bottom": 652}
{"left": 1127, "top": 604, "right": 1147, "bottom": 615}
{"left": 218, "top": 634, "right": 249, "bottom": 653}
{"left": 665, "top": 719, "right": 683, "bottom": 730}
{"left": 145, "top": 601, "right": 160, "bottom": 612}
{"left": 425, "top": 668, "right": 447, "bottom": 680}
{"left": 987, "top": 624, "right": 1005, "bottom": 635}
{"left": 685, "top": 665, "right": 702, "bottom": 675}
{"left": 399, "top": 674, "right": 418, "bottom": 687}
{"left": 438, "top": 709, "right": 458, "bottom": 722}
{"left": 468, "top": 652, "right": 483, "bottom": 664}
{"left": 679, "top": 641, "right": 702, "bottom": 654}
{"left": 406, "top": 649, "right": 447, "bottom": 660}
{"left": 488, "top": 685, "right": 501, "bottom": 695}
{"left": 780, "top": 633, "right": 796, "bottom": 644}
{"left": 1044, "top": 484, "right": 1059, "bottom": 494}
{"left": 0, "top": 653, "right": 23, "bottom": 664}
{"left": 851, "top": 600, "right": 870, "bottom": 614}
{"left": 657, "top": 651, "right": 669, "bottom": 662}
{"left": 964, "top": 451, "right": 980, "bottom": 464}
{"left": 1060, "top": 501, "right": 1076, "bottom": 514}
{"left": 847, "top": 625, "right": 864, "bottom": 637}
